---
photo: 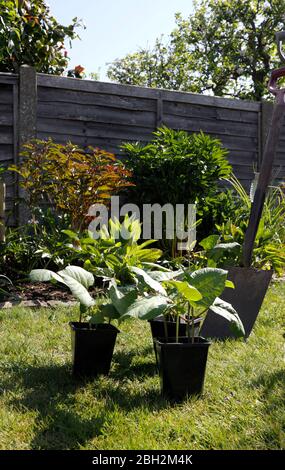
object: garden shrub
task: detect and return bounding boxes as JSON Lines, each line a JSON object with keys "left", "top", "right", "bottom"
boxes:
{"left": 10, "top": 139, "right": 133, "bottom": 231}
{"left": 121, "top": 127, "right": 232, "bottom": 244}
{"left": 0, "top": 208, "right": 74, "bottom": 280}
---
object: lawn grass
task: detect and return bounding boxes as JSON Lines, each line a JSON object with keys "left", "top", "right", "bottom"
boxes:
{"left": 0, "top": 282, "right": 284, "bottom": 450}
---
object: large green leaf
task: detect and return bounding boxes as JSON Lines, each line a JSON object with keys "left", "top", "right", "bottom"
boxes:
{"left": 225, "top": 279, "right": 235, "bottom": 289}
{"left": 59, "top": 273, "right": 95, "bottom": 308}
{"left": 91, "top": 303, "right": 120, "bottom": 323}
{"left": 141, "top": 263, "right": 171, "bottom": 272}
{"left": 0, "top": 275, "right": 12, "bottom": 285}
{"left": 210, "top": 297, "right": 245, "bottom": 337}
{"left": 147, "top": 269, "right": 183, "bottom": 282}
{"left": 186, "top": 267, "right": 228, "bottom": 309}
{"left": 199, "top": 234, "right": 219, "bottom": 250}
{"left": 29, "top": 269, "right": 65, "bottom": 285}
{"left": 130, "top": 266, "right": 167, "bottom": 295}
{"left": 209, "top": 242, "right": 241, "bottom": 262}
{"left": 212, "top": 242, "right": 240, "bottom": 251}
{"left": 58, "top": 266, "right": 94, "bottom": 288}
{"left": 166, "top": 280, "right": 202, "bottom": 302}
{"left": 136, "top": 248, "right": 163, "bottom": 263}
{"left": 121, "top": 295, "right": 170, "bottom": 320}
{"left": 30, "top": 268, "right": 95, "bottom": 308}
{"left": 109, "top": 283, "right": 138, "bottom": 315}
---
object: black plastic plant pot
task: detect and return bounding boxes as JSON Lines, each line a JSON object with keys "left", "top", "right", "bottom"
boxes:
{"left": 149, "top": 316, "right": 202, "bottom": 341}
{"left": 154, "top": 336, "right": 211, "bottom": 401}
{"left": 149, "top": 316, "right": 202, "bottom": 369}
{"left": 69, "top": 322, "right": 119, "bottom": 378}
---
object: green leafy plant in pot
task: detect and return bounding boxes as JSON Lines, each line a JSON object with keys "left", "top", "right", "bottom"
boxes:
{"left": 30, "top": 266, "right": 121, "bottom": 377}
{"left": 120, "top": 267, "right": 245, "bottom": 401}
{"left": 136, "top": 266, "right": 203, "bottom": 345}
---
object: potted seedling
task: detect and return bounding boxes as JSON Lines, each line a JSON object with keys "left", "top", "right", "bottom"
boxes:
{"left": 119, "top": 267, "right": 245, "bottom": 401}
{"left": 138, "top": 266, "right": 202, "bottom": 352}
{"left": 30, "top": 266, "right": 124, "bottom": 377}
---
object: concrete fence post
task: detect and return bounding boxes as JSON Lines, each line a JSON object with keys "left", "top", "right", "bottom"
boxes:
{"left": 17, "top": 65, "right": 37, "bottom": 225}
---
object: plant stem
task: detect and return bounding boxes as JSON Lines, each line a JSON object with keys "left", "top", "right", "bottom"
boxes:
{"left": 176, "top": 314, "right": 180, "bottom": 344}
{"left": 191, "top": 308, "right": 195, "bottom": 344}
{"left": 187, "top": 303, "right": 191, "bottom": 343}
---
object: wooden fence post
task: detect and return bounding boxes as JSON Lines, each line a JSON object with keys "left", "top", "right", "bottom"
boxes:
{"left": 0, "top": 181, "right": 5, "bottom": 242}
{"left": 18, "top": 65, "right": 37, "bottom": 225}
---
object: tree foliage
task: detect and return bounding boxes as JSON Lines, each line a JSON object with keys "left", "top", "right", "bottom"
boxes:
{"left": 108, "top": 0, "right": 285, "bottom": 100}
{"left": 0, "top": 0, "right": 82, "bottom": 74}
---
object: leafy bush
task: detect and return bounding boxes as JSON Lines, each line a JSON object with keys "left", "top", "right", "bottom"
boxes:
{"left": 122, "top": 127, "right": 231, "bottom": 207}
{"left": 10, "top": 139, "right": 133, "bottom": 231}
{"left": 121, "top": 127, "right": 232, "bottom": 245}
{"left": 63, "top": 215, "right": 163, "bottom": 285}
{"left": 0, "top": 208, "right": 72, "bottom": 280}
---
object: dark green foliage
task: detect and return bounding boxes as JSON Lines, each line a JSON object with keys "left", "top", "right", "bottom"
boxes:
{"left": 196, "top": 189, "right": 239, "bottom": 241}
{"left": 122, "top": 127, "right": 231, "bottom": 208}
{"left": 0, "top": 208, "right": 72, "bottom": 280}
{"left": 121, "top": 127, "right": 232, "bottom": 243}
{"left": 195, "top": 177, "right": 285, "bottom": 274}
{"left": 0, "top": 0, "right": 82, "bottom": 74}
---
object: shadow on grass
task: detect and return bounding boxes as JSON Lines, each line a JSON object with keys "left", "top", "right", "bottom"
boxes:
{"left": 112, "top": 345, "right": 157, "bottom": 379}
{"left": 1, "top": 346, "right": 169, "bottom": 449}
{"left": 251, "top": 369, "right": 285, "bottom": 448}
{"left": 252, "top": 368, "right": 285, "bottom": 402}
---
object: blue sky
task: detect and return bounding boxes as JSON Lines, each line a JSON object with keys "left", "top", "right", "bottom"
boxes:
{"left": 47, "top": 0, "right": 194, "bottom": 81}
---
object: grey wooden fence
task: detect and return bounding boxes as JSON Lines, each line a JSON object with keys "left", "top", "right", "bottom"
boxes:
{"left": 0, "top": 65, "right": 280, "bottom": 227}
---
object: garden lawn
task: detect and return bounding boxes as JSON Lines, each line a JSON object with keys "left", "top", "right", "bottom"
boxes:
{"left": 0, "top": 283, "right": 284, "bottom": 450}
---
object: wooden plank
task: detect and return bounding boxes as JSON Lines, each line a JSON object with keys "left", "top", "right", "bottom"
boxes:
{"left": 0, "top": 145, "right": 13, "bottom": 161}
{"left": 156, "top": 93, "right": 163, "bottom": 127}
{"left": 0, "top": 129, "right": 13, "bottom": 145}
{"left": 229, "top": 150, "right": 257, "bottom": 160}
{"left": 0, "top": 88, "right": 13, "bottom": 104}
{"left": 163, "top": 100, "right": 258, "bottom": 124}
{"left": 38, "top": 86, "right": 157, "bottom": 112}
{"left": 37, "top": 73, "right": 260, "bottom": 111}
{"left": 217, "top": 134, "right": 258, "bottom": 151}
{"left": 0, "top": 102, "right": 13, "bottom": 112}
{"left": 86, "top": 122, "right": 155, "bottom": 140}
{"left": 163, "top": 113, "right": 257, "bottom": 138}
{"left": 37, "top": 102, "right": 156, "bottom": 128}
{"left": 37, "top": 118, "right": 86, "bottom": 137}
{"left": 38, "top": 118, "right": 154, "bottom": 141}
{"left": 36, "top": 131, "right": 86, "bottom": 146}
{"left": 0, "top": 113, "right": 13, "bottom": 126}
{"left": 0, "top": 74, "right": 18, "bottom": 85}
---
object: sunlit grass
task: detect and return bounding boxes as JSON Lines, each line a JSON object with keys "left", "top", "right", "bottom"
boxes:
{"left": 0, "top": 282, "right": 284, "bottom": 450}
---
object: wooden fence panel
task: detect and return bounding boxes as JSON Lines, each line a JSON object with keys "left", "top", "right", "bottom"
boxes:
{"left": 0, "top": 74, "right": 18, "bottom": 226}
{"left": 1, "top": 67, "right": 285, "bottom": 226}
